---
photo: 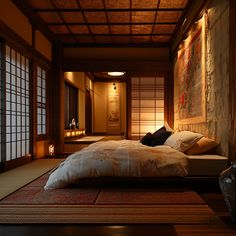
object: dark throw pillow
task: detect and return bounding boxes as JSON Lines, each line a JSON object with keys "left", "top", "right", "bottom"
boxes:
{"left": 151, "top": 127, "right": 172, "bottom": 146}
{"left": 140, "top": 132, "right": 153, "bottom": 146}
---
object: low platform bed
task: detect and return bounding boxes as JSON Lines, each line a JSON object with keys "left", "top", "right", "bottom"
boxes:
{"left": 44, "top": 135, "right": 228, "bottom": 190}
{"left": 187, "top": 154, "right": 228, "bottom": 176}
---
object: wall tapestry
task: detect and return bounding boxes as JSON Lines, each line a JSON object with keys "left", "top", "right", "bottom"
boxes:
{"left": 107, "top": 95, "right": 120, "bottom": 129}
{"left": 174, "top": 18, "right": 206, "bottom": 124}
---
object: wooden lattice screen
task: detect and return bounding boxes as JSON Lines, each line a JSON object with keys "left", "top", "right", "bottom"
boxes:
{"left": 131, "top": 76, "right": 164, "bottom": 139}
{"left": 0, "top": 44, "right": 30, "bottom": 162}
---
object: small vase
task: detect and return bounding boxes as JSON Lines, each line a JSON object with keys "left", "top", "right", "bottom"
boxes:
{"left": 219, "top": 162, "right": 236, "bottom": 223}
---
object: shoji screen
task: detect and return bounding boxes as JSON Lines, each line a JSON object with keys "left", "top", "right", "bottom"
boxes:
{"left": 0, "top": 42, "right": 3, "bottom": 161}
{"left": 131, "top": 76, "right": 164, "bottom": 139}
{"left": 37, "top": 66, "right": 46, "bottom": 136}
{"left": 4, "top": 45, "right": 30, "bottom": 161}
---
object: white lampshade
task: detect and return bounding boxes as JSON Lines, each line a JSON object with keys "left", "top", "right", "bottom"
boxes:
{"left": 108, "top": 72, "right": 125, "bottom": 76}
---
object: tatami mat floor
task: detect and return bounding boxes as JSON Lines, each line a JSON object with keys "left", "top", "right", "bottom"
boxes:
{"left": 0, "top": 159, "right": 63, "bottom": 200}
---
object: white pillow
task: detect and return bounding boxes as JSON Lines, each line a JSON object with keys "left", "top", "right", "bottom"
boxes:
{"left": 164, "top": 131, "right": 203, "bottom": 152}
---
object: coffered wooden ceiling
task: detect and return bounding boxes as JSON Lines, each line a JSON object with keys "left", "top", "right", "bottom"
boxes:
{"left": 25, "top": 0, "right": 190, "bottom": 46}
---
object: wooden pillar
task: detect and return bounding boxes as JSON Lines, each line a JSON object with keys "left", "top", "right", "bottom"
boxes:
{"left": 0, "top": 39, "right": 6, "bottom": 163}
{"left": 229, "top": 0, "right": 236, "bottom": 162}
{"left": 51, "top": 41, "right": 64, "bottom": 154}
{"left": 166, "top": 67, "right": 174, "bottom": 129}
{"left": 126, "top": 74, "right": 131, "bottom": 139}
{"left": 30, "top": 58, "right": 37, "bottom": 159}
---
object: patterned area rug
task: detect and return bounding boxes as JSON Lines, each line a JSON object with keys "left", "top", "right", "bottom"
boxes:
{"left": 0, "top": 173, "right": 204, "bottom": 205}
{"left": 0, "top": 173, "right": 99, "bottom": 204}
{"left": 0, "top": 173, "right": 220, "bottom": 224}
{"left": 95, "top": 187, "right": 205, "bottom": 205}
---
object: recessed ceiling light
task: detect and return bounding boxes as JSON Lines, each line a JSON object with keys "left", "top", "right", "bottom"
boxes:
{"left": 108, "top": 72, "right": 125, "bottom": 76}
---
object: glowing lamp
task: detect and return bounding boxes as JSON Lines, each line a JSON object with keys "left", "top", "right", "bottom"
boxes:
{"left": 49, "top": 144, "right": 55, "bottom": 156}
{"left": 108, "top": 72, "right": 125, "bottom": 76}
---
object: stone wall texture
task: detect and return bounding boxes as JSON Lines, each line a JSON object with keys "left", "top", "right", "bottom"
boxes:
{"left": 174, "top": 0, "right": 229, "bottom": 156}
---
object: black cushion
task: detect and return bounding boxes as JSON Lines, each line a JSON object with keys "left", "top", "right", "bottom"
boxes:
{"left": 153, "top": 126, "right": 166, "bottom": 135}
{"left": 151, "top": 127, "right": 172, "bottom": 146}
{"left": 140, "top": 132, "right": 153, "bottom": 146}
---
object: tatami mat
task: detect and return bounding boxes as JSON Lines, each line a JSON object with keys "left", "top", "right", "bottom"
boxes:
{"left": 74, "top": 136, "right": 105, "bottom": 142}
{"left": 0, "top": 159, "right": 63, "bottom": 200}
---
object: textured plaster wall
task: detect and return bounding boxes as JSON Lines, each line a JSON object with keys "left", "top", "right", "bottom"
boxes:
{"left": 174, "top": 0, "right": 229, "bottom": 156}
{"left": 93, "top": 82, "right": 126, "bottom": 134}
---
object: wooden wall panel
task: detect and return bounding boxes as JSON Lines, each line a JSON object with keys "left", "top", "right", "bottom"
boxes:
{"left": 63, "top": 59, "right": 170, "bottom": 73}
{"left": 50, "top": 41, "right": 64, "bottom": 154}
{"left": 229, "top": 0, "right": 236, "bottom": 162}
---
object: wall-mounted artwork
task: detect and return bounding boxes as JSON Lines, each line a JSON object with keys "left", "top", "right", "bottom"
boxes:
{"left": 174, "top": 17, "right": 206, "bottom": 124}
{"left": 107, "top": 95, "right": 120, "bottom": 134}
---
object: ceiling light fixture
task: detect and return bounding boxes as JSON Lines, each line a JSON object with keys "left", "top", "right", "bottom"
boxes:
{"left": 108, "top": 72, "right": 125, "bottom": 76}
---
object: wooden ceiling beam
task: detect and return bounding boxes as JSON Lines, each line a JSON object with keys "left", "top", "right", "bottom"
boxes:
{"left": 63, "top": 59, "right": 170, "bottom": 73}
{"left": 75, "top": 0, "right": 96, "bottom": 43}
{"left": 171, "top": 0, "right": 208, "bottom": 54}
{"left": 129, "top": 0, "right": 132, "bottom": 43}
{"left": 56, "top": 33, "right": 172, "bottom": 37}
{"left": 47, "top": 22, "right": 178, "bottom": 26}
{"left": 102, "top": 0, "right": 114, "bottom": 43}
{"left": 34, "top": 8, "right": 185, "bottom": 13}
{"left": 150, "top": 0, "right": 161, "bottom": 42}
{"left": 62, "top": 42, "right": 169, "bottom": 48}
{"left": 49, "top": 0, "right": 78, "bottom": 43}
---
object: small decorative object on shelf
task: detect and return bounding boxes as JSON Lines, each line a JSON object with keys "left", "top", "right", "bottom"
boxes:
{"left": 71, "top": 118, "right": 76, "bottom": 129}
{"left": 219, "top": 162, "right": 236, "bottom": 223}
{"left": 64, "top": 128, "right": 86, "bottom": 139}
{"left": 48, "top": 144, "right": 55, "bottom": 157}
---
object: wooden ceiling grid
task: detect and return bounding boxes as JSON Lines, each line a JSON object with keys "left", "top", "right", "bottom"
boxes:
{"left": 26, "top": 0, "right": 189, "bottom": 46}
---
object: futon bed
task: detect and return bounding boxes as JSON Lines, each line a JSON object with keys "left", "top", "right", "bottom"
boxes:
{"left": 44, "top": 140, "right": 188, "bottom": 190}
{"left": 44, "top": 130, "right": 228, "bottom": 190}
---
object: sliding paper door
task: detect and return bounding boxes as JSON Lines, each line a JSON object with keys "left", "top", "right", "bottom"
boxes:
{"left": 130, "top": 76, "right": 164, "bottom": 139}
{"left": 5, "top": 45, "right": 30, "bottom": 160}
{"left": 0, "top": 41, "right": 3, "bottom": 162}
{"left": 37, "top": 66, "right": 47, "bottom": 136}
{"left": 0, "top": 45, "right": 31, "bottom": 162}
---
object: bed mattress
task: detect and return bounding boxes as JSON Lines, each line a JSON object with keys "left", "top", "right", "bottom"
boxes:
{"left": 187, "top": 154, "right": 228, "bottom": 176}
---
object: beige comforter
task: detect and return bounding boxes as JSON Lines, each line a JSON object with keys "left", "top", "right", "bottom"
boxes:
{"left": 44, "top": 140, "right": 188, "bottom": 190}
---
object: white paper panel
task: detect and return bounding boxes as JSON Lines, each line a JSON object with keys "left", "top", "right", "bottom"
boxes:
{"left": 26, "top": 140, "right": 30, "bottom": 153}
{"left": 22, "top": 141, "right": 26, "bottom": 156}
{"left": 130, "top": 76, "right": 164, "bottom": 139}
{"left": 17, "top": 142, "right": 21, "bottom": 158}
{"left": 12, "top": 142, "right": 16, "bottom": 159}
{"left": 5, "top": 46, "right": 10, "bottom": 62}
{"left": 2, "top": 45, "right": 31, "bottom": 161}
{"left": 6, "top": 143, "right": 11, "bottom": 161}
{"left": 37, "top": 67, "right": 47, "bottom": 135}
{"left": 38, "top": 125, "right": 42, "bottom": 135}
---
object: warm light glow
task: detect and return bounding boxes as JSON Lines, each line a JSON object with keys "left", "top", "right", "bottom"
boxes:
{"left": 108, "top": 72, "right": 125, "bottom": 76}
{"left": 66, "top": 132, "right": 71, "bottom": 137}
{"left": 72, "top": 131, "right": 75, "bottom": 136}
{"left": 131, "top": 77, "right": 164, "bottom": 138}
{"left": 49, "top": 144, "right": 55, "bottom": 156}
